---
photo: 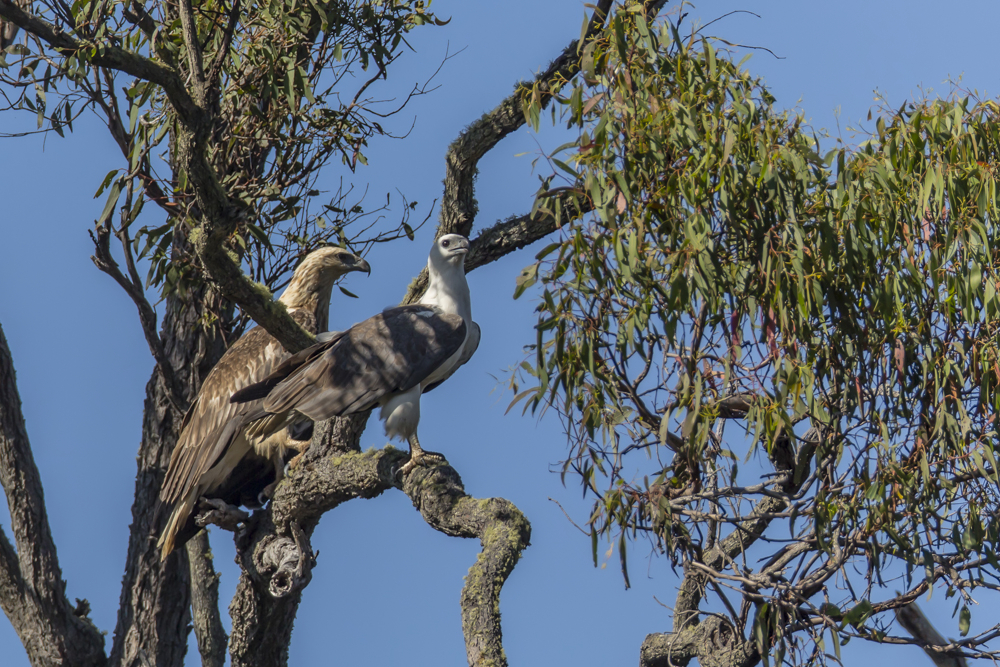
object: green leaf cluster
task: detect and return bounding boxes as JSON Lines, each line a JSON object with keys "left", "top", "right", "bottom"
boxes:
{"left": 515, "top": 9, "right": 1000, "bottom": 661}
{"left": 2, "top": 0, "right": 438, "bottom": 298}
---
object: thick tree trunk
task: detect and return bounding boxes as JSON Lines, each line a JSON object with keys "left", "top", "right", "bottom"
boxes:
{"left": 109, "top": 286, "right": 229, "bottom": 667}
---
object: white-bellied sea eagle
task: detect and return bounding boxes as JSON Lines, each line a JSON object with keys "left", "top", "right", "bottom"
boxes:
{"left": 231, "top": 233, "right": 480, "bottom": 475}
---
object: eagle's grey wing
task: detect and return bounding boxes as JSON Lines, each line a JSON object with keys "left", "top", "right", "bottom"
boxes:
{"left": 260, "top": 305, "right": 468, "bottom": 421}
{"left": 424, "top": 320, "right": 479, "bottom": 394}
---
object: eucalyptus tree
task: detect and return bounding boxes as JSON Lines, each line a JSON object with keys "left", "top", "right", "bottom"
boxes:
{"left": 0, "top": 0, "right": 658, "bottom": 666}
{"left": 516, "top": 11, "right": 1000, "bottom": 667}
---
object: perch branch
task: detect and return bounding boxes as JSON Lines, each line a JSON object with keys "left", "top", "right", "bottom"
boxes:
{"left": 224, "top": 416, "right": 529, "bottom": 667}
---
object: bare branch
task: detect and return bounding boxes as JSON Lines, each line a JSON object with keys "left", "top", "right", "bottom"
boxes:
{"left": 402, "top": 464, "right": 531, "bottom": 666}
{"left": 465, "top": 188, "right": 594, "bottom": 272}
{"left": 895, "top": 602, "right": 969, "bottom": 667}
{"left": 186, "top": 532, "right": 227, "bottom": 667}
{"left": 0, "top": 322, "right": 107, "bottom": 667}
{"left": 90, "top": 223, "right": 188, "bottom": 413}
{"left": 403, "top": 0, "right": 614, "bottom": 304}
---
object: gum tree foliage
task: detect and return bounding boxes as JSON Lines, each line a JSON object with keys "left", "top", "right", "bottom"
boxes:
{"left": 0, "top": 0, "right": 655, "bottom": 666}
{"left": 516, "top": 11, "right": 1000, "bottom": 667}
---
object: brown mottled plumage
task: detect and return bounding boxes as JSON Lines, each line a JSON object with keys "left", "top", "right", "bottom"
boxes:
{"left": 157, "top": 247, "right": 370, "bottom": 560}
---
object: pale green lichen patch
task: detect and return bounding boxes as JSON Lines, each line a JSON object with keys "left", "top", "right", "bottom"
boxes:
{"left": 188, "top": 225, "right": 205, "bottom": 248}
{"left": 249, "top": 280, "right": 275, "bottom": 302}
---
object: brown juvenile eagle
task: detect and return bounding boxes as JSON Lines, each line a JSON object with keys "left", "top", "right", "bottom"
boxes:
{"left": 231, "top": 234, "right": 479, "bottom": 475}
{"left": 157, "top": 246, "right": 370, "bottom": 560}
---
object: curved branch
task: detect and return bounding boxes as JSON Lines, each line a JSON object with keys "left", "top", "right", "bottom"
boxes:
{"left": 0, "top": 322, "right": 107, "bottom": 667}
{"left": 402, "top": 464, "right": 531, "bottom": 666}
{"left": 403, "top": 0, "right": 613, "bottom": 304}
{"left": 226, "top": 416, "right": 529, "bottom": 667}
{"left": 441, "top": 0, "right": 612, "bottom": 239}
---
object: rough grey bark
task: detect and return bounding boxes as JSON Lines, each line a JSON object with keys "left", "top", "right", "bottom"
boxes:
{"left": 186, "top": 533, "right": 227, "bottom": 667}
{"left": 641, "top": 621, "right": 758, "bottom": 667}
{"left": 0, "top": 323, "right": 107, "bottom": 667}
{"left": 403, "top": 0, "right": 614, "bottom": 305}
{"left": 404, "top": 466, "right": 530, "bottom": 666}
{"left": 223, "top": 413, "right": 530, "bottom": 667}
{"left": 225, "top": 414, "right": 371, "bottom": 667}
{"left": 465, "top": 194, "right": 594, "bottom": 275}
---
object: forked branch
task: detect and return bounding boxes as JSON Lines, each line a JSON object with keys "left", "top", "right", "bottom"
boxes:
{"left": 222, "top": 416, "right": 529, "bottom": 667}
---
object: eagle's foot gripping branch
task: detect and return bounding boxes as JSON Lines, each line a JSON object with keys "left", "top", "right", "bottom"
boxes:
{"left": 398, "top": 434, "right": 447, "bottom": 477}
{"left": 195, "top": 497, "right": 250, "bottom": 531}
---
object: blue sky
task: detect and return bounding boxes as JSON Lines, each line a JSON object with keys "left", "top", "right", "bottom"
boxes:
{"left": 1, "top": 1, "right": 998, "bottom": 665}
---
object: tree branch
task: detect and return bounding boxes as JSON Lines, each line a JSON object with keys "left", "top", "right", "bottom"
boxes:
{"left": 640, "top": 618, "right": 757, "bottom": 667}
{"left": 402, "top": 463, "right": 531, "bottom": 666}
{"left": 0, "top": 0, "right": 320, "bottom": 357}
{"left": 640, "top": 425, "right": 821, "bottom": 667}
{"left": 205, "top": 0, "right": 240, "bottom": 94}
{"left": 224, "top": 413, "right": 529, "bottom": 667}
{"left": 186, "top": 532, "right": 227, "bottom": 667}
{"left": 465, "top": 190, "right": 594, "bottom": 273}
{"left": 0, "top": 322, "right": 107, "bottom": 667}
{"left": 90, "top": 223, "right": 188, "bottom": 413}
{"left": 0, "top": 0, "right": 27, "bottom": 49}
{"left": 194, "top": 238, "right": 318, "bottom": 353}
{"left": 0, "top": 0, "right": 199, "bottom": 122}
{"left": 895, "top": 602, "right": 969, "bottom": 667}
{"left": 177, "top": 0, "right": 207, "bottom": 105}
{"left": 403, "top": 0, "right": 614, "bottom": 304}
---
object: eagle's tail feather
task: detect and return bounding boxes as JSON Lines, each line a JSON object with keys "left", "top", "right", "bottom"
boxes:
{"left": 157, "top": 495, "right": 194, "bottom": 561}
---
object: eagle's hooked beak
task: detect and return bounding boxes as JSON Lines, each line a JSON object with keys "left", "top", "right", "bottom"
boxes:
{"left": 450, "top": 238, "right": 470, "bottom": 257}
{"left": 352, "top": 256, "right": 372, "bottom": 276}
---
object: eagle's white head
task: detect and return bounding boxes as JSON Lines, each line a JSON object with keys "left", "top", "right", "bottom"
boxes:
{"left": 429, "top": 234, "right": 470, "bottom": 272}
